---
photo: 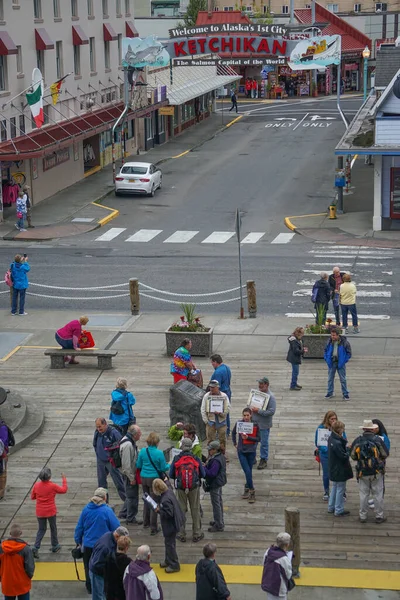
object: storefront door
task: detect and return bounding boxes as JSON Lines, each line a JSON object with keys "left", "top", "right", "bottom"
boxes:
{"left": 390, "top": 167, "right": 400, "bottom": 218}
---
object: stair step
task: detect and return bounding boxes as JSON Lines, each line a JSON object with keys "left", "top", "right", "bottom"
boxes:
{"left": 9, "top": 402, "right": 45, "bottom": 454}
{"left": 0, "top": 392, "right": 27, "bottom": 433}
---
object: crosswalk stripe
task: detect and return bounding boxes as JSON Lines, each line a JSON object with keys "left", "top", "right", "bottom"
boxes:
{"left": 125, "top": 229, "right": 162, "bottom": 242}
{"left": 271, "top": 233, "right": 295, "bottom": 244}
{"left": 241, "top": 232, "right": 265, "bottom": 244}
{"left": 285, "top": 313, "right": 390, "bottom": 320}
{"left": 163, "top": 231, "right": 199, "bottom": 243}
{"left": 201, "top": 232, "right": 235, "bottom": 244}
{"left": 95, "top": 228, "right": 126, "bottom": 242}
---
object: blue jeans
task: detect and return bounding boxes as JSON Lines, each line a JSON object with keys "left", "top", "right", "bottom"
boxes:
{"left": 259, "top": 428, "right": 270, "bottom": 460}
{"left": 16, "top": 214, "right": 25, "bottom": 229}
{"left": 5, "top": 595, "right": 30, "bottom": 600}
{"left": 327, "top": 364, "right": 348, "bottom": 396}
{"left": 96, "top": 459, "right": 126, "bottom": 502}
{"left": 89, "top": 571, "right": 105, "bottom": 600}
{"left": 328, "top": 480, "right": 346, "bottom": 515}
{"left": 11, "top": 288, "right": 26, "bottom": 315}
{"left": 319, "top": 452, "right": 329, "bottom": 493}
{"left": 237, "top": 451, "right": 256, "bottom": 489}
{"left": 341, "top": 304, "right": 358, "bottom": 328}
{"left": 290, "top": 364, "right": 299, "bottom": 388}
{"left": 55, "top": 332, "right": 74, "bottom": 349}
{"left": 226, "top": 413, "right": 231, "bottom": 436}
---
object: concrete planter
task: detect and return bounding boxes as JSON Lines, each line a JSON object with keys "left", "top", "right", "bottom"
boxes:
{"left": 165, "top": 328, "right": 213, "bottom": 357}
{"left": 303, "top": 334, "right": 329, "bottom": 359}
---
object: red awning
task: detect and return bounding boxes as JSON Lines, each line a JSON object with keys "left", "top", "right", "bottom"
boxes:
{"left": 126, "top": 21, "right": 139, "bottom": 38}
{"left": 35, "top": 28, "right": 55, "bottom": 51}
{"left": 0, "top": 32, "right": 18, "bottom": 56}
{"left": 0, "top": 100, "right": 168, "bottom": 161}
{"left": 103, "top": 23, "right": 118, "bottom": 42}
{"left": 72, "top": 25, "right": 89, "bottom": 46}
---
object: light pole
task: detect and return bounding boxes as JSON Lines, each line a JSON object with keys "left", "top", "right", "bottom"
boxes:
{"left": 362, "top": 46, "right": 370, "bottom": 102}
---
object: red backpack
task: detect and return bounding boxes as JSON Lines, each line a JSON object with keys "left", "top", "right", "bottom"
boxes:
{"left": 174, "top": 454, "right": 200, "bottom": 491}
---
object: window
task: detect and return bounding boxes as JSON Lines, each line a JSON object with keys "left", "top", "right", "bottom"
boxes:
{"left": 10, "top": 117, "right": 16, "bottom": 139}
{"left": 116, "top": 0, "right": 122, "bottom": 15}
{"left": 125, "top": 0, "right": 131, "bottom": 14}
{"left": 375, "top": 2, "right": 387, "bottom": 10}
{"left": 117, "top": 34, "right": 122, "bottom": 65}
{"left": 89, "top": 37, "right": 96, "bottom": 72}
{"left": 36, "top": 50, "right": 45, "bottom": 79}
{"left": 158, "top": 114, "right": 164, "bottom": 134}
{"left": 102, "top": 0, "right": 108, "bottom": 15}
{"left": 214, "top": 5, "right": 220, "bottom": 9}
{"left": 53, "top": 0, "right": 60, "bottom": 17}
{"left": 246, "top": 6, "right": 252, "bottom": 10}
{"left": 16, "top": 46, "right": 23, "bottom": 74}
{"left": 127, "top": 119, "right": 134, "bottom": 139}
{"left": 0, "top": 120, "right": 6, "bottom": 142}
{"left": 354, "top": 3, "right": 361, "bottom": 10}
{"left": 223, "top": 6, "right": 234, "bottom": 10}
{"left": 56, "top": 41, "right": 63, "bottom": 78}
{"left": 104, "top": 40, "right": 110, "bottom": 69}
{"left": 12, "top": 0, "right": 19, "bottom": 5}
{"left": 74, "top": 45, "right": 81, "bottom": 75}
{"left": 281, "top": 4, "right": 289, "bottom": 12}
{"left": 87, "top": 0, "right": 94, "bottom": 16}
{"left": 19, "top": 115, "right": 25, "bottom": 135}
{"left": 0, "top": 56, "right": 8, "bottom": 91}
{"left": 327, "top": 3, "right": 339, "bottom": 11}
{"left": 71, "top": 0, "right": 78, "bottom": 17}
{"left": 43, "top": 104, "right": 50, "bottom": 125}
{"left": 262, "top": 5, "right": 268, "bottom": 11}
{"left": 0, "top": 0, "right": 4, "bottom": 20}
{"left": 33, "top": 0, "right": 42, "bottom": 18}
{"left": 145, "top": 117, "right": 153, "bottom": 140}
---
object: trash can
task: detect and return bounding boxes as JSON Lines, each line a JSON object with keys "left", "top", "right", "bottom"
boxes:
{"left": 329, "top": 204, "right": 337, "bottom": 220}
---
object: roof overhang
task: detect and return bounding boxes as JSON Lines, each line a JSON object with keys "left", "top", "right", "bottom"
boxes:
{"left": 0, "top": 32, "right": 18, "bottom": 56}
{"left": 35, "top": 28, "right": 55, "bottom": 51}
{"left": 103, "top": 23, "right": 118, "bottom": 42}
{"left": 125, "top": 21, "right": 139, "bottom": 38}
{"left": 72, "top": 25, "right": 89, "bottom": 46}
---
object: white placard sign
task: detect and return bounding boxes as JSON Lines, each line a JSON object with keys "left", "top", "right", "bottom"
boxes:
{"left": 209, "top": 398, "right": 224, "bottom": 413}
{"left": 237, "top": 422, "right": 254, "bottom": 435}
{"left": 171, "top": 447, "right": 182, "bottom": 459}
{"left": 317, "top": 428, "right": 331, "bottom": 447}
{"left": 143, "top": 493, "right": 158, "bottom": 511}
{"left": 247, "top": 389, "right": 270, "bottom": 411}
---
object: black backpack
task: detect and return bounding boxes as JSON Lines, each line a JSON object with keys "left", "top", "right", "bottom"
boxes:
{"left": 353, "top": 437, "right": 383, "bottom": 478}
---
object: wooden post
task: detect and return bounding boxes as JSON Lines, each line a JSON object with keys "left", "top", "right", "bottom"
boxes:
{"left": 247, "top": 280, "right": 257, "bottom": 318}
{"left": 285, "top": 506, "right": 301, "bottom": 577}
{"left": 129, "top": 278, "right": 139, "bottom": 315}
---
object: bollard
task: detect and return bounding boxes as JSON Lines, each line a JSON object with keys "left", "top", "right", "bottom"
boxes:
{"left": 129, "top": 278, "right": 140, "bottom": 315}
{"left": 247, "top": 280, "right": 257, "bottom": 318}
{"left": 285, "top": 506, "right": 301, "bottom": 577}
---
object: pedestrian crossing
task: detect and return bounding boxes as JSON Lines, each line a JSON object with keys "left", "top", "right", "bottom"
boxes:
{"left": 95, "top": 227, "right": 295, "bottom": 245}
{"left": 286, "top": 244, "right": 397, "bottom": 321}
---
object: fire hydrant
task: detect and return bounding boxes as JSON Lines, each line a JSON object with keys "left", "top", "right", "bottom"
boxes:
{"left": 329, "top": 204, "right": 337, "bottom": 220}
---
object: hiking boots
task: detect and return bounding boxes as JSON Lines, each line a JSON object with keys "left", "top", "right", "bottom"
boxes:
{"left": 290, "top": 385, "right": 302, "bottom": 391}
{"left": 375, "top": 516, "right": 387, "bottom": 524}
{"left": 242, "top": 486, "right": 250, "bottom": 499}
{"left": 248, "top": 489, "right": 256, "bottom": 504}
{"left": 257, "top": 459, "right": 268, "bottom": 470}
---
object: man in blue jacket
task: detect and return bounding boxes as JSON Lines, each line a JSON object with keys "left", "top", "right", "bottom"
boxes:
{"left": 93, "top": 418, "right": 126, "bottom": 508}
{"left": 89, "top": 526, "right": 129, "bottom": 600}
{"left": 324, "top": 328, "right": 352, "bottom": 400}
{"left": 10, "top": 254, "right": 30, "bottom": 316}
{"left": 210, "top": 354, "right": 232, "bottom": 435}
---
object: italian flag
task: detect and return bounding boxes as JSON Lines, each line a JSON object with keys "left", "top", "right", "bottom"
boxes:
{"left": 26, "top": 76, "right": 44, "bottom": 128}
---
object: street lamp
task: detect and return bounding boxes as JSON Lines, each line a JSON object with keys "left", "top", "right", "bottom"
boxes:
{"left": 362, "top": 46, "right": 371, "bottom": 102}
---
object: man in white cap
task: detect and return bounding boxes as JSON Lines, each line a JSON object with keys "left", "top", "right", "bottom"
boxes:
{"left": 350, "top": 420, "right": 389, "bottom": 524}
{"left": 201, "top": 380, "right": 230, "bottom": 454}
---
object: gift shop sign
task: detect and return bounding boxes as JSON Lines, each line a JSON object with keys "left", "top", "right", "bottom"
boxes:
{"left": 170, "top": 36, "right": 287, "bottom": 58}
{"left": 43, "top": 148, "right": 70, "bottom": 172}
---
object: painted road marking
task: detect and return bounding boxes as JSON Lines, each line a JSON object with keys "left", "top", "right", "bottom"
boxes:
{"left": 285, "top": 313, "right": 390, "bottom": 320}
{"left": 201, "top": 231, "right": 236, "bottom": 244}
{"left": 125, "top": 229, "right": 162, "bottom": 243}
{"left": 271, "top": 233, "right": 295, "bottom": 244}
{"left": 241, "top": 232, "right": 265, "bottom": 244}
{"left": 95, "top": 228, "right": 126, "bottom": 241}
{"left": 163, "top": 230, "right": 199, "bottom": 243}
{"left": 293, "top": 289, "right": 391, "bottom": 297}
{"left": 296, "top": 280, "right": 391, "bottom": 287}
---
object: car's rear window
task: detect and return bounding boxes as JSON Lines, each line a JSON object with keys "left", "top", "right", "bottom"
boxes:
{"left": 121, "top": 166, "right": 148, "bottom": 175}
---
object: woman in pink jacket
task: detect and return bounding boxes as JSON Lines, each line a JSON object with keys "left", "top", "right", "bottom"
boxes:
{"left": 55, "top": 316, "right": 89, "bottom": 364}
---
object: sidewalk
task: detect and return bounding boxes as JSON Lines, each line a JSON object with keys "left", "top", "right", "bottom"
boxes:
{"left": 0, "top": 112, "right": 239, "bottom": 242}
{"left": 285, "top": 159, "right": 400, "bottom": 248}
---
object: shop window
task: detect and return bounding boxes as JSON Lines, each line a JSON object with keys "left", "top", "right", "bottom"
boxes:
{"left": 10, "top": 117, "right": 16, "bottom": 139}
{"left": 104, "top": 130, "right": 112, "bottom": 146}
{"left": 19, "top": 115, "right": 25, "bottom": 134}
{"left": 354, "top": 2, "right": 361, "bottom": 9}
{"left": 327, "top": 3, "right": 339, "bottom": 11}
{"left": 0, "top": 120, "right": 6, "bottom": 142}
{"left": 281, "top": 5, "right": 289, "bottom": 13}
{"left": 127, "top": 119, "right": 134, "bottom": 139}
{"left": 71, "top": 0, "right": 78, "bottom": 17}
{"left": 56, "top": 41, "right": 63, "bottom": 79}
{"left": 0, "top": 56, "right": 8, "bottom": 91}
{"left": 16, "top": 46, "right": 23, "bottom": 75}
{"left": 34, "top": 0, "right": 42, "bottom": 19}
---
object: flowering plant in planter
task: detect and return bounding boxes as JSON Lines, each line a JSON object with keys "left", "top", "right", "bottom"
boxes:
{"left": 168, "top": 303, "right": 210, "bottom": 333}
{"left": 305, "top": 306, "right": 338, "bottom": 334}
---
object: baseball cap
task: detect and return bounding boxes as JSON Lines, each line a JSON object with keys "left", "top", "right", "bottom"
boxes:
{"left": 181, "top": 438, "right": 193, "bottom": 449}
{"left": 207, "top": 440, "right": 221, "bottom": 450}
{"left": 258, "top": 377, "right": 269, "bottom": 384}
{"left": 209, "top": 380, "right": 220, "bottom": 387}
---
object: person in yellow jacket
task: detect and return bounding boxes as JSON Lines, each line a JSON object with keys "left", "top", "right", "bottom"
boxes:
{"left": 339, "top": 274, "right": 359, "bottom": 334}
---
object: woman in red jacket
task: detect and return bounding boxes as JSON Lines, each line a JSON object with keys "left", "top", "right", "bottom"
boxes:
{"left": 31, "top": 467, "right": 68, "bottom": 558}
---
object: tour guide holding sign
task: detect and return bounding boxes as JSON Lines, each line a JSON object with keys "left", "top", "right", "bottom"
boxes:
{"left": 201, "top": 380, "right": 230, "bottom": 455}
{"left": 250, "top": 378, "right": 276, "bottom": 470}
{"left": 232, "top": 407, "right": 260, "bottom": 504}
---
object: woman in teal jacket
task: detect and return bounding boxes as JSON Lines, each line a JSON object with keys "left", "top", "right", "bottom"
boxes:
{"left": 10, "top": 254, "right": 30, "bottom": 316}
{"left": 136, "top": 432, "right": 169, "bottom": 535}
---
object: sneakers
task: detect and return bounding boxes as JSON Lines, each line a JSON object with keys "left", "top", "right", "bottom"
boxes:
{"left": 32, "top": 548, "right": 40, "bottom": 559}
{"left": 248, "top": 489, "right": 256, "bottom": 504}
{"left": 323, "top": 492, "right": 329, "bottom": 502}
{"left": 353, "top": 327, "right": 360, "bottom": 334}
{"left": 208, "top": 524, "right": 224, "bottom": 532}
{"left": 51, "top": 544, "right": 61, "bottom": 553}
{"left": 192, "top": 533, "right": 205, "bottom": 543}
{"left": 375, "top": 516, "right": 387, "bottom": 524}
{"left": 176, "top": 533, "right": 186, "bottom": 542}
{"left": 325, "top": 393, "right": 334, "bottom": 399}
{"left": 242, "top": 486, "right": 250, "bottom": 499}
{"left": 345, "top": 328, "right": 349, "bottom": 334}
{"left": 290, "top": 385, "right": 302, "bottom": 390}
{"left": 165, "top": 566, "right": 180, "bottom": 573}
{"left": 343, "top": 394, "right": 350, "bottom": 400}
{"left": 20, "top": 228, "right": 27, "bottom": 232}
{"left": 335, "top": 510, "right": 350, "bottom": 517}
{"left": 18, "top": 312, "right": 28, "bottom": 316}
{"left": 150, "top": 527, "right": 161, "bottom": 536}
{"left": 368, "top": 499, "right": 375, "bottom": 509}
{"left": 257, "top": 458, "right": 268, "bottom": 470}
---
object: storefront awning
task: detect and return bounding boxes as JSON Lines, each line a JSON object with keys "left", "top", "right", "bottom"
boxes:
{"left": 0, "top": 100, "right": 168, "bottom": 161}
{"left": 0, "top": 32, "right": 18, "bottom": 56}
{"left": 103, "top": 23, "right": 118, "bottom": 42}
{"left": 35, "top": 28, "right": 55, "bottom": 51}
{"left": 125, "top": 21, "right": 139, "bottom": 38}
{"left": 72, "top": 25, "right": 89, "bottom": 46}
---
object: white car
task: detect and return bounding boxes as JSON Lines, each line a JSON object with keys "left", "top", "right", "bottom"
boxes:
{"left": 115, "top": 162, "right": 162, "bottom": 197}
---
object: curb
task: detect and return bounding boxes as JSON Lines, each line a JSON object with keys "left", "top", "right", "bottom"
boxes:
{"left": 93, "top": 201, "right": 119, "bottom": 227}
{"left": 284, "top": 213, "right": 328, "bottom": 237}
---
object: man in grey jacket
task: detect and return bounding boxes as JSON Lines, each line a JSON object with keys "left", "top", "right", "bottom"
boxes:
{"left": 120, "top": 424, "right": 143, "bottom": 525}
{"left": 251, "top": 377, "right": 276, "bottom": 470}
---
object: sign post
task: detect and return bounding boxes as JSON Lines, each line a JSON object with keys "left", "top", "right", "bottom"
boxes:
{"left": 235, "top": 208, "right": 244, "bottom": 319}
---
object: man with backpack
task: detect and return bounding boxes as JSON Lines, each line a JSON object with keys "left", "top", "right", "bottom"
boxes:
{"left": 93, "top": 418, "right": 126, "bottom": 508}
{"left": 119, "top": 424, "right": 143, "bottom": 525}
{"left": 350, "top": 419, "right": 389, "bottom": 524}
{"left": 311, "top": 272, "right": 331, "bottom": 325}
{"left": 0, "top": 418, "right": 15, "bottom": 500}
{"left": 169, "top": 437, "right": 206, "bottom": 544}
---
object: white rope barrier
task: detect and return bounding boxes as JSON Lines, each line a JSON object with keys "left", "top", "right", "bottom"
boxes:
{"left": 27, "top": 292, "right": 130, "bottom": 300}
{"left": 28, "top": 282, "right": 128, "bottom": 291}
{"left": 139, "top": 282, "right": 245, "bottom": 297}
{"left": 140, "top": 292, "right": 243, "bottom": 306}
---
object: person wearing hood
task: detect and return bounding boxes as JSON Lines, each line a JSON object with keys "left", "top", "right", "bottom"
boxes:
{"left": 261, "top": 532, "right": 292, "bottom": 599}
{"left": 195, "top": 542, "right": 230, "bottom": 600}
{"left": 124, "top": 544, "right": 163, "bottom": 600}
{"left": 89, "top": 526, "right": 129, "bottom": 600}
{"left": 0, "top": 523, "right": 35, "bottom": 600}
{"left": 168, "top": 422, "right": 203, "bottom": 459}
{"left": 10, "top": 254, "right": 30, "bottom": 316}
{"left": 312, "top": 272, "right": 331, "bottom": 325}
{"left": 74, "top": 487, "right": 120, "bottom": 595}
{"left": 286, "top": 327, "right": 307, "bottom": 391}
{"left": 109, "top": 378, "right": 136, "bottom": 436}
{"left": 104, "top": 535, "right": 132, "bottom": 600}
{"left": 152, "top": 478, "right": 185, "bottom": 574}
{"left": 324, "top": 327, "right": 352, "bottom": 400}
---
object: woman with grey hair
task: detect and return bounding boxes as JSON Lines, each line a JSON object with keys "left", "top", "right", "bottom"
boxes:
{"left": 261, "top": 533, "right": 293, "bottom": 599}
{"left": 30, "top": 467, "right": 68, "bottom": 559}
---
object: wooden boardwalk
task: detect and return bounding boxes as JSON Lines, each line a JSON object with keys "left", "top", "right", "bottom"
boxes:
{"left": 1, "top": 348, "right": 399, "bottom": 570}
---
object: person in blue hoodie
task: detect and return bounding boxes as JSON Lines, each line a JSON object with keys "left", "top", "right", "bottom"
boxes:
{"left": 109, "top": 378, "right": 136, "bottom": 436}
{"left": 210, "top": 354, "right": 232, "bottom": 435}
{"left": 10, "top": 254, "right": 30, "bottom": 316}
{"left": 323, "top": 328, "right": 352, "bottom": 400}
{"left": 74, "top": 487, "right": 120, "bottom": 595}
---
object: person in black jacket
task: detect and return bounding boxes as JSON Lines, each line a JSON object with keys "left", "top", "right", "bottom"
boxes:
{"left": 104, "top": 535, "right": 132, "bottom": 600}
{"left": 327, "top": 421, "right": 353, "bottom": 517}
{"left": 152, "top": 478, "right": 185, "bottom": 574}
{"left": 204, "top": 441, "right": 227, "bottom": 533}
{"left": 195, "top": 542, "right": 231, "bottom": 600}
{"left": 286, "top": 327, "right": 308, "bottom": 390}
{"left": 313, "top": 273, "right": 331, "bottom": 325}
{"left": 329, "top": 267, "right": 345, "bottom": 325}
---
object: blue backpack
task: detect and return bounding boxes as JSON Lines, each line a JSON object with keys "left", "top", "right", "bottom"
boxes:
{"left": 311, "top": 283, "right": 319, "bottom": 303}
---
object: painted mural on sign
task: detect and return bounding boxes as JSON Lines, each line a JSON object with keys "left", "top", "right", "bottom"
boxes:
{"left": 122, "top": 36, "right": 170, "bottom": 68}
{"left": 288, "top": 35, "right": 341, "bottom": 70}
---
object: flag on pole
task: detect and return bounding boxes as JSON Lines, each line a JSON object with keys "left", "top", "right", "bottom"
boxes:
{"left": 50, "top": 74, "right": 68, "bottom": 105}
{"left": 26, "top": 68, "right": 44, "bottom": 128}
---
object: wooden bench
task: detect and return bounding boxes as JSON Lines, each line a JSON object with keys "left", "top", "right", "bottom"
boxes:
{"left": 44, "top": 349, "right": 117, "bottom": 370}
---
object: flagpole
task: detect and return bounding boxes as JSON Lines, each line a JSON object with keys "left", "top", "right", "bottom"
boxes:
{"left": 1, "top": 72, "right": 72, "bottom": 111}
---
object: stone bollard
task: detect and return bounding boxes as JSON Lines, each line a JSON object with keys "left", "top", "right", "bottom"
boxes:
{"left": 247, "top": 280, "right": 257, "bottom": 318}
{"left": 129, "top": 278, "right": 139, "bottom": 315}
{"left": 285, "top": 506, "right": 301, "bottom": 577}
